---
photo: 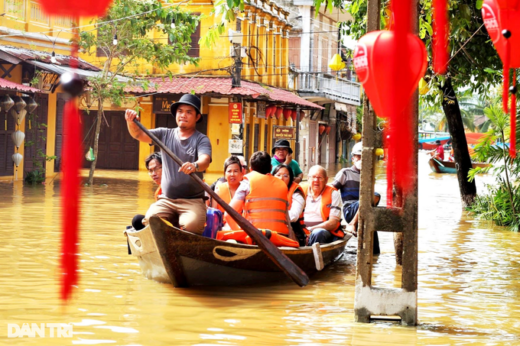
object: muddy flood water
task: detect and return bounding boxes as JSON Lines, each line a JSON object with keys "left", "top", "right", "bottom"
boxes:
{"left": 1, "top": 152, "right": 519, "bottom": 345}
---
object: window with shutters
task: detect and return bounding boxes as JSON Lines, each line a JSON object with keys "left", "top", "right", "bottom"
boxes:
{"left": 187, "top": 13, "right": 201, "bottom": 58}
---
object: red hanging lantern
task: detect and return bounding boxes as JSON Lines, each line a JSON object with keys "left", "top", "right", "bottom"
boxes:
{"left": 483, "top": 0, "right": 520, "bottom": 157}
{"left": 275, "top": 107, "right": 283, "bottom": 119}
{"left": 291, "top": 110, "right": 297, "bottom": 121}
{"left": 319, "top": 124, "right": 326, "bottom": 135}
{"left": 283, "top": 108, "right": 292, "bottom": 121}
{"left": 353, "top": 31, "right": 427, "bottom": 119}
{"left": 299, "top": 110, "right": 305, "bottom": 119}
{"left": 325, "top": 125, "right": 331, "bottom": 135}
{"left": 265, "top": 105, "right": 273, "bottom": 118}
{"left": 38, "top": 0, "right": 113, "bottom": 16}
{"left": 354, "top": 0, "right": 427, "bottom": 205}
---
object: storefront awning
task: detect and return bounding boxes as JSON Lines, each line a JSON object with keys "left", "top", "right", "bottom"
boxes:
{"left": 127, "top": 77, "right": 324, "bottom": 110}
{"left": 0, "top": 77, "right": 40, "bottom": 93}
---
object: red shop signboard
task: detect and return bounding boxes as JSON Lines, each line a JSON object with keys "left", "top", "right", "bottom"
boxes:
{"left": 229, "top": 102, "right": 243, "bottom": 124}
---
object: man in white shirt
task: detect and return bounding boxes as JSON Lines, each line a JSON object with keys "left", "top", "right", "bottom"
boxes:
{"left": 302, "top": 165, "right": 344, "bottom": 246}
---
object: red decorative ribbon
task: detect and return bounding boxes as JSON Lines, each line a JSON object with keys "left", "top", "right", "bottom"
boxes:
{"left": 433, "top": 0, "right": 449, "bottom": 74}
{"left": 60, "top": 28, "right": 82, "bottom": 301}
{"left": 511, "top": 70, "right": 517, "bottom": 158}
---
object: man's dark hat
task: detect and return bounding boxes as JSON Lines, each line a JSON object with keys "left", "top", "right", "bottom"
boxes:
{"left": 170, "top": 94, "right": 203, "bottom": 123}
{"left": 272, "top": 139, "right": 293, "bottom": 155}
{"left": 435, "top": 140, "right": 441, "bottom": 144}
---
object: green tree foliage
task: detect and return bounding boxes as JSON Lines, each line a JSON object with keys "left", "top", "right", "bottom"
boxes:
{"left": 467, "top": 102, "right": 520, "bottom": 231}
{"left": 78, "top": 0, "right": 199, "bottom": 184}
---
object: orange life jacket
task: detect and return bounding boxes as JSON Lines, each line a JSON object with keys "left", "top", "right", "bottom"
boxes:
{"left": 217, "top": 229, "right": 299, "bottom": 248}
{"left": 300, "top": 183, "right": 344, "bottom": 238}
{"left": 243, "top": 171, "right": 289, "bottom": 235}
{"left": 154, "top": 187, "right": 162, "bottom": 201}
{"left": 215, "top": 182, "right": 232, "bottom": 214}
{"left": 288, "top": 182, "right": 309, "bottom": 235}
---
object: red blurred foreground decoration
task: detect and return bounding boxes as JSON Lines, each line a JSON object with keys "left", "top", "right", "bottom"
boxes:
{"left": 482, "top": 0, "right": 519, "bottom": 157}
{"left": 39, "top": 0, "right": 113, "bottom": 16}
{"left": 433, "top": 0, "right": 449, "bottom": 74}
{"left": 39, "top": 0, "right": 113, "bottom": 301}
{"left": 354, "top": 0, "right": 427, "bottom": 205}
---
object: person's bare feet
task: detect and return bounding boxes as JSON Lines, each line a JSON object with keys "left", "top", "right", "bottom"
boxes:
{"left": 346, "top": 224, "right": 357, "bottom": 237}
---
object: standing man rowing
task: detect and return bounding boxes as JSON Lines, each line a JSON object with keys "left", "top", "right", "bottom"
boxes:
{"left": 125, "top": 94, "right": 212, "bottom": 234}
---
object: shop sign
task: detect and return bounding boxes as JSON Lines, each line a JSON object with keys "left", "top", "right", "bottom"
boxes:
{"left": 257, "top": 101, "right": 266, "bottom": 119}
{"left": 153, "top": 95, "right": 181, "bottom": 114}
{"left": 229, "top": 102, "right": 243, "bottom": 124}
{"left": 273, "top": 126, "right": 296, "bottom": 139}
{"left": 229, "top": 139, "right": 243, "bottom": 154}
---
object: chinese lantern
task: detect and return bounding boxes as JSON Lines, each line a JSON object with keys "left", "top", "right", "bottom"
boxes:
{"left": 283, "top": 108, "right": 292, "bottom": 121}
{"left": 22, "top": 97, "right": 38, "bottom": 113}
{"left": 12, "top": 152, "right": 22, "bottom": 181}
{"left": 482, "top": 0, "right": 520, "bottom": 157}
{"left": 325, "top": 125, "right": 331, "bottom": 135}
{"left": 265, "top": 105, "right": 273, "bottom": 118}
{"left": 319, "top": 124, "right": 326, "bottom": 135}
{"left": 1, "top": 95, "right": 14, "bottom": 131}
{"left": 328, "top": 53, "right": 346, "bottom": 80}
{"left": 11, "top": 108, "right": 27, "bottom": 126}
{"left": 419, "top": 78, "right": 430, "bottom": 95}
{"left": 352, "top": 133, "right": 362, "bottom": 141}
{"left": 11, "top": 130, "right": 25, "bottom": 149}
{"left": 354, "top": 0, "right": 427, "bottom": 205}
{"left": 275, "top": 107, "right": 283, "bottom": 119}
{"left": 291, "top": 110, "right": 297, "bottom": 121}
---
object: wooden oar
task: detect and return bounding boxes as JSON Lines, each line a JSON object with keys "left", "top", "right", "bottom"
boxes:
{"left": 133, "top": 119, "right": 310, "bottom": 287}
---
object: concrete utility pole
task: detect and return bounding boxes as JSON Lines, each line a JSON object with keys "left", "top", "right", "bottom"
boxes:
{"left": 232, "top": 43, "right": 242, "bottom": 88}
{"left": 353, "top": 0, "right": 419, "bottom": 326}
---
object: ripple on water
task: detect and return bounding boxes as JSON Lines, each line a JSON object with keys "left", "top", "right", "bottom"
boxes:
{"left": 1, "top": 156, "right": 520, "bottom": 345}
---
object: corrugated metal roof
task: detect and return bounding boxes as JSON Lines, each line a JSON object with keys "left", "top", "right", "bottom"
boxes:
{"left": 0, "top": 77, "right": 40, "bottom": 93}
{"left": 127, "top": 77, "right": 323, "bottom": 110}
{"left": 0, "top": 46, "right": 100, "bottom": 71}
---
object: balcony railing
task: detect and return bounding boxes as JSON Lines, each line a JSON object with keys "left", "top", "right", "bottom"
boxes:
{"left": 297, "top": 72, "right": 361, "bottom": 105}
{"left": 30, "top": 1, "right": 49, "bottom": 25}
{"left": 4, "top": 0, "right": 26, "bottom": 20}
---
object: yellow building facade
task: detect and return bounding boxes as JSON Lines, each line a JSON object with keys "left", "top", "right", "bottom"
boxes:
{"left": 0, "top": 0, "right": 320, "bottom": 180}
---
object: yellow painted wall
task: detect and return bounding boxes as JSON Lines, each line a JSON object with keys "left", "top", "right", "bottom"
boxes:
{"left": 207, "top": 104, "right": 230, "bottom": 173}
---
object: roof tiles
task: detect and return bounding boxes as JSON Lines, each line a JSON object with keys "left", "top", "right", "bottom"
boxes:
{"left": 127, "top": 77, "right": 323, "bottom": 110}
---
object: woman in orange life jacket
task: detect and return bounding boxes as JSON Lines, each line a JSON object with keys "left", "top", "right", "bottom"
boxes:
{"left": 131, "top": 152, "right": 162, "bottom": 230}
{"left": 273, "top": 164, "right": 307, "bottom": 246}
{"left": 211, "top": 156, "right": 244, "bottom": 229}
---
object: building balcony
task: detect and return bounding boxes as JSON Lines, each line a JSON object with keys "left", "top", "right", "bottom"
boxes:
{"left": 296, "top": 72, "right": 361, "bottom": 106}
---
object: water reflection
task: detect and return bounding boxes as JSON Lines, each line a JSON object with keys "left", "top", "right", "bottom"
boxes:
{"left": 0, "top": 152, "right": 519, "bottom": 345}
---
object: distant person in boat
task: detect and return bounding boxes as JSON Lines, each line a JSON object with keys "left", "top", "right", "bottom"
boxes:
{"left": 271, "top": 139, "right": 304, "bottom": 183}
{"left": 225, "top": 151, "right": 292, "bottom": 238}
{"left": 429, "top": 140, "right": 445, "bottom": 161}
{"left": 212, "top": 156, "right": 245, "bottom": 217}
{"left": 131, "top": 152, "right": 163, "bottom": 230}
{"left": 301, "top": 165, "right": 344, "bottom": 246}
{"left": 331, "top": 142, "right": 380, "bottom": 253}
{"left": 125, "top": 94, "right": 212, "bottom": 234}
{"left": 273, "top": 164, "right": 307, "bottom": 246}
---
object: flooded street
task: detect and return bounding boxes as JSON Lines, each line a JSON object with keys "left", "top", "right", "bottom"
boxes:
{"left": 1, "top": 151, "right": 519, "bottom": 345}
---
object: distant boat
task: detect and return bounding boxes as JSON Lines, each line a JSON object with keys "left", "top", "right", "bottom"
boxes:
{"left": 125, "top": 216, "right": 350, "bottom": 287}
{"left": 428, "top": 158, "right": 490, "bottom": 174}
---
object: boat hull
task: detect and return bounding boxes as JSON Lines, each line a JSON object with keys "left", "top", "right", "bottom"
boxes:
{"left": 125, "top": 216, "right": 349, "bottom": 287}
{"left": 428, "top": 158, "right": 489, "bottom": 174}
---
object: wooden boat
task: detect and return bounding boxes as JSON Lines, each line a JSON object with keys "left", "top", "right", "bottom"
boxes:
{"left": 124, "top": 216, "right": 350, "bottom": 287}
{"left": 428, "top": 158, "right": 489, "bottom": 174}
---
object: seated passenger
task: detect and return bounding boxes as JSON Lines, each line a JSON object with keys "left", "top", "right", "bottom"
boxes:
{"left": 225, "top": 151, "right": 291, "bottom": 237}
{"left": 273, "top": 164, "right": 307, "bottom": 246}
{"left": 132, "top": 152, "right": 162, "bottom": 230}
{"left": 212, "top": 156, "right": 245, "bottom": 228}
{"left": 301, "top": 165, "right": 344, "bottom": 246}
